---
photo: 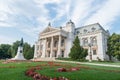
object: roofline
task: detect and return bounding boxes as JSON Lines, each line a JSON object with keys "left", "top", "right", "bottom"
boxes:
{"left": 75, "top": 23, "right": 108, "bottom": 33}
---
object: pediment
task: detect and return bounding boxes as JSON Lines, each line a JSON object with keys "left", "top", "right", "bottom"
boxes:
{"left": 41, "top": 27, "right": 59, "bottom": 34}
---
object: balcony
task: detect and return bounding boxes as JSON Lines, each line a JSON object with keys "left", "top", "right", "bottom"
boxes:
{"left": 61, "top": 45, "right": 65, "bottom": 50}
{"left": 46, "top": 47, "right": 51, "bottom": 51}
{"left": 53, "top": 47, "right": 58, "bottom": 50}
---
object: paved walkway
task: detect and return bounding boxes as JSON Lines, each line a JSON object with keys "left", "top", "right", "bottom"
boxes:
{"left": 55, "top": 60, "right": 120, "bottom": 68}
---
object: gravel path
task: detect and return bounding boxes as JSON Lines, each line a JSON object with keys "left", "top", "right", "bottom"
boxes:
{"left": 55, "top": 60, "right": 120, "bottom": 68}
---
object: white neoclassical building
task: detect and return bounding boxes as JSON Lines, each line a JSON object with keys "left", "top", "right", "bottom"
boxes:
{"left": 34, "top": 20, "right": 110, "bottom": 61}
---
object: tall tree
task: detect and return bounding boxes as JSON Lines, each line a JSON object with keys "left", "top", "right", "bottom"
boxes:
{"left": 107, "top": 33, "right": 120, "bottom": 60}
{"left": 23, "top": 43, "right": 34, "bottom": 59}
{"left": 69, "top": 36, "right": 88, "bottom": 60}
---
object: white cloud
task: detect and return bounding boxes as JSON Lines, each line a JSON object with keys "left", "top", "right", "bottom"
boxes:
{"left": 70, "top": 0, "right": 94, "bottom": 26}
{"left": 0, "top": 35, "right": 16, "bottom": 44}
{"left": 0, "top": 0, "right": 50, "bottom": 35}
{"left": 0, "top": 0, "right": 14, "bottom": 14}
{"left": 0, "top": 12, "right": 8, "bottom": 21}
{"left": 34, "top": 0, "right": 61, "bottom": 5}
{"left": 0, "top": 22, "right": 13, "bottom": 27}
{"left": 51, "top": 0, "right": 71, "bottom": 21}
{"left": 84, "top": 0, "right": 120, "bottom": 30}
{"left": 0, "top": 0, "right": 120, "bottom": 44}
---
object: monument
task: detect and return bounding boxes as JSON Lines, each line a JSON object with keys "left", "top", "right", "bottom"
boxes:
{"left": 11, "top": 38, "right": 26, "bottom": 60}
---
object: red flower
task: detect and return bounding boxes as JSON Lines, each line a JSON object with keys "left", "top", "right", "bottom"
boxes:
{"left": 57, "top": 68, "right": 67, "bottom": 72}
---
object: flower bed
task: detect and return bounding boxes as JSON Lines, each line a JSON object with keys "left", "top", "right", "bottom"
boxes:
{"left": 57, "top": 67, "right": 80, "bottom": 72}
{"left": 57, "top": 68, "right": 67, "bottom": 72}
{"left": 25, "top": 65, "right": 69, "bottom": 80}
{"left": 69, "top": 67, "right": 80, "bottom": 71}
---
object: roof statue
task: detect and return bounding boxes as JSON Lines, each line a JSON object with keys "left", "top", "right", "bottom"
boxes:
{"left": 69, "top": 19, "right": 72, "bottom": 22}
{"left": 67, "top": 19, "right": 74, "bottom": 24}
{"left": 48, "top": 22, "right": 51, "bottom": 27}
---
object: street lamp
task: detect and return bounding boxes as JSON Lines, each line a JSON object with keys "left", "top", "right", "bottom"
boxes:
{"left": 88, "top": 43, "right": 92, "bottom": 62}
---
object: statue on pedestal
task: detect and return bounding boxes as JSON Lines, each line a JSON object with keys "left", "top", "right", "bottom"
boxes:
{"left": 11, "top": 38, "right": 26, "bottom": 60}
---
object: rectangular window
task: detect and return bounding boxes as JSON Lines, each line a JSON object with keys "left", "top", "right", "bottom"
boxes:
{"left": 48, "top": 42, "right": 50, "bottom": 48}
{"left": 48, "top": 51, "right": 50, "bottom": 57}
{"left": 54, "top": 51, "right": 57, "bottom": 57}
{"left": 93, "top": 50, "right": 97, "bottom": 55}
{"left": 61, "top": 51, "right": 64, "bottom": 57}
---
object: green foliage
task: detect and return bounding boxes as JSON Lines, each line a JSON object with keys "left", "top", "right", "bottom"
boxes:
{"left": 11, "top": 41, "right": 20, "bottom": 57}
{"left": 69, "top": 36, "right": 88, "bottom": 60}
{"left": 0, "top": 41, "right": 34, "bottom": 59}
{"left": 23, "top": 43, "right": 34, "bottom": 59}
{"left": 0, "top": 44, "right": 11, "bottom": 59}
{"left": 107, "top": 33, "right": 120, "bottom": 60}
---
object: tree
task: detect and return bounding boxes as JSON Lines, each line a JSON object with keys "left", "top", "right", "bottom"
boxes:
{"left": 7, "top": 41, "right": 34, "bottom": 59}
{"left": 0, "top": 48, "right": 4, "bottom": 59}
{"left": 107, "top": 33, "right": 120, "bottom": 60}
{"left": 0, "top": 40, "right": 34, "bottom": 59}
{"left": 107, "top": 35, "right": 113, "bottom": 60}
{"left": 10, "top": 41, "right": 20, "bottom": 57}
{"left": 69, "top": 36, "right": 88, "bottom": 60}
{"left": 23, "top": 43, "right": 34, "bottom": 59}
{"left": 0, "top": 44, "right": 11, "bottom": 59}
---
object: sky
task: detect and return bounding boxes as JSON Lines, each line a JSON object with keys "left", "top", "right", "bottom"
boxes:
{"left": 0, "top": 0, "right": 120, "bottom": 45}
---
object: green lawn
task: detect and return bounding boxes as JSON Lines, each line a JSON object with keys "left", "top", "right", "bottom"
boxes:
{"left": 0, "top": 60, "right": 120, "bottom": 80}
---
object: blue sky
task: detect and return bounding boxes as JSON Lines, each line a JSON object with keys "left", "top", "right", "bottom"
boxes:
{"left": 0, "top": 0, "right": 120, "bottom": 45}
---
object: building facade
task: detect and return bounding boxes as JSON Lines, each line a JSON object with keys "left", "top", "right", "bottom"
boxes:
{"left": 34, "top": 20, "right": 109, "bottom": 61}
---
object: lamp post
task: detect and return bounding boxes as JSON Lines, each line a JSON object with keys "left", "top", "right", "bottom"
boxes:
{"left": 88, "top": 43, "right": 92, "bottom": 62}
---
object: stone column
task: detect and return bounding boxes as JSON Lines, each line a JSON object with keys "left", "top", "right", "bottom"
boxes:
{"left": 57, "top": 35, "right": 61, "bottom": 57}
{"left": 45, "top": 38, "right": 47, "bottom": 57}
{"left": 41, "top": 38, "right": 46, "bottom": 58}
{"left": 64, "top": 38, "right": 67, "bottom": 57}
{"left": 38, "top": 40, "right": 41, "bottom": 57}
{"left": 33, "top": 42, "right": 37, "bottom": 58}
{"left": 50, "top": 37, "right": 53, "bottom": 58}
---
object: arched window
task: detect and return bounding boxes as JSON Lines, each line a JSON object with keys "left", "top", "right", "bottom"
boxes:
{"left": 91, "top": 27, "right": 96, "bottom": 32}
{"left": 84, "top": 29, "right": 87, "bottom": 33}
{"left": 83, "top": 38, "right": 88, "bottom": 46}
{"left": 91, "top": 37, "right": 97, "bottom": 46}
{"left": 76, "top": 31, "right": 80, "bottom": 34}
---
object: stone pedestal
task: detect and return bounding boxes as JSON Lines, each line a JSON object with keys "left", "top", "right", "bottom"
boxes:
{"left": 11, "top": 46, "right": 26, "bottom": 60}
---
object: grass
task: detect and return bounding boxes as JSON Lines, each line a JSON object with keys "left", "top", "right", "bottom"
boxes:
{"left": 39, "top": 68, "right": 120, "bottom": 80}
{"left": 0, "top": 60, "right": 120, "bottom": 80}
